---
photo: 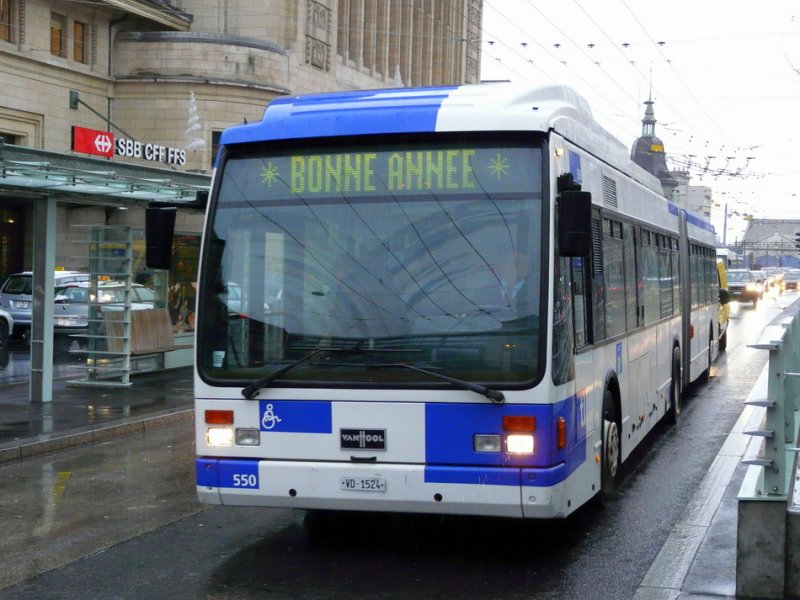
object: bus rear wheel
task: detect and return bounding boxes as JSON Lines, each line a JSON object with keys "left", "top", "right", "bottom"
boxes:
{"left": 667, "top": 347, "right": 682, "bottom": 424}
{"left": 599, "top": 390, "right": 620, "bottom": 505}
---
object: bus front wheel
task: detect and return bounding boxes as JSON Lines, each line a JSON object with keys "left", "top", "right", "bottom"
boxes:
{"left": 599, "top": 390, "right": 620, "bottom": 505}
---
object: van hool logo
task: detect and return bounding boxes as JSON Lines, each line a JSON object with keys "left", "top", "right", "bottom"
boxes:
{"left": 340, "top": 429, "right": 386, "bottom": 450}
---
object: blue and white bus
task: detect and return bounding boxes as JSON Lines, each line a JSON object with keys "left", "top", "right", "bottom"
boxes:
{"left": 181, "top": 83, "right": 719, "bottom": 519}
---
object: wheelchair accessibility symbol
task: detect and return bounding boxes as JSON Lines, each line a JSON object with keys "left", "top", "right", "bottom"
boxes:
{"left": 261, "top": 404, "right": 282, "bottom": 430}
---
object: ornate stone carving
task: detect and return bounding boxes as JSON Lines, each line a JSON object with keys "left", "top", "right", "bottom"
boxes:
{"left": 305, "top": 0, "right": 331, "bottom": 71}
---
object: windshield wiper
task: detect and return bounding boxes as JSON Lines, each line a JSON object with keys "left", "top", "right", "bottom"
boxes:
{"left": 366, "top": 362, "right": 505, "bottom": 404}
{"left": 241, "top": 347, "right": 418, "bottom": 399}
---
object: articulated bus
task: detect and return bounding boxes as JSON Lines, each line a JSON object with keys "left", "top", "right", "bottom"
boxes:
{"left": 178, "top": 84, "right": 719, "bottom": 519}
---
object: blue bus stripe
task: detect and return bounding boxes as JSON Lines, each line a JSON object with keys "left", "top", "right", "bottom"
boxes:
{"left": 424, "top": 462, "right": 573, "bottom": 487}
{"left": 196, "top": 458, "right": 218, "bottom": 487}
{"left": 197, "top": 458, "right": 261, "bottom": 489}
{"left": 425, "top": 466, "right": 521, "bottom": 486}
{"left": 221, "top": 86, "right": 459, "bottom": 144}
{"left": 259, "top": 400, "right": 332, "bottom": 433}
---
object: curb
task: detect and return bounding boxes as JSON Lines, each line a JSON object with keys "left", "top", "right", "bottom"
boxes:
{"left": 0, "top": 407, "right": 194, "bottom": 464}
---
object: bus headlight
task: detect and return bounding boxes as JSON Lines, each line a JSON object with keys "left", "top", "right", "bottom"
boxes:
{"left": 507, "top": 434, "right": 534, "bottom": 454}
{"left": 207, "top": 426, "right": 234, "bottom": 447}
{"left": 474, "top": 434, "right": 502, "bottom": 452}
{"left": 235, "top": 428, "right": 261, "bottom": 446}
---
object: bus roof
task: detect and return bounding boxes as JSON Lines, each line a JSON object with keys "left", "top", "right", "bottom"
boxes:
{"left": 220, "top": 82, "right": 663, "bottom": 194}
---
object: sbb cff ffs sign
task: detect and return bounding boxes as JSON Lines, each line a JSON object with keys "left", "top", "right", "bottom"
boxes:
{"left": 71, "top": 126, "right": 188, "bottom": 165}
{"left": 115, "top": 138, "right": 187, "bottom": 165}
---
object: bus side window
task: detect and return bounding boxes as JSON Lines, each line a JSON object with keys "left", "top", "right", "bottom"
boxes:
{"left": 622, "top": 222, "right": 638, "bottom": 330}
{"left": 571, "top": 257, "right": 589, "bottom": 349}
{"left": 552, "top": 255, "right": 574, "bottom": 384}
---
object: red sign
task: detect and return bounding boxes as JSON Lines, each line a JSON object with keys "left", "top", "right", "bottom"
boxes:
{"left": 72, "top": 126, "right": 115, "bottom": 158}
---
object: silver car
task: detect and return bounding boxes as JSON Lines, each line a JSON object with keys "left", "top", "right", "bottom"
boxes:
{"left": 0, "top": 271, "right": 90, "bottom": 337}
{"left": 53, "top": 282, "right": 157, "bottom": 335}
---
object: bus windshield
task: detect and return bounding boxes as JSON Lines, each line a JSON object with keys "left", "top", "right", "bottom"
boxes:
{"left": 198, "top": 140, "right": 545, "bottom": 387}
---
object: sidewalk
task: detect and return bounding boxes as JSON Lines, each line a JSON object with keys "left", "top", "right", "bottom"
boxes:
{"left": 0, "top": 345, "right": 194, "bottom": 463}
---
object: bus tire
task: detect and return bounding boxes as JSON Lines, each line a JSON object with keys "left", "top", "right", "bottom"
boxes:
{"left": 599, "top": 389, "right": 620, "bottom": 505}
{"left": 667, "top": 347, "right": 682, "bottom": 424}
{"left": 699, "top": 328, "right": 713, "bottom": 382}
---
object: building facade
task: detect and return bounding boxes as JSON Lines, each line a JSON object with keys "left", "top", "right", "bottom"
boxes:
{"left": 671, "top": 170, "right": 711, "bottom": 222}
{"left": 0, "top": 0, "right": 482, "bottom": 280}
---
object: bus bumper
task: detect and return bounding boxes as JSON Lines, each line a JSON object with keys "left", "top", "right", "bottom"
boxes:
{"left": 196, "top": 458, "right": 575, "bottom": 519}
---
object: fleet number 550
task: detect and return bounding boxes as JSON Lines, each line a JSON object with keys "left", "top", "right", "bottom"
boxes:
{"left": 232, "top": 473, "right": 258, "bottom": 488}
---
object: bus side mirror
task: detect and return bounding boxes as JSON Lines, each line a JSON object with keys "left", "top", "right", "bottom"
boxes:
{"left": 145, "top": 207, "right": 176, "bottom": 270}
{"left": 558, "top": 190, "right": 592, "bottom": 257}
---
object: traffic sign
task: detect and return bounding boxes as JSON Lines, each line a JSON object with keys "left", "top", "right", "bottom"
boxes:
{"left": 71, "top": 126, "right": 115, "bottom": 158}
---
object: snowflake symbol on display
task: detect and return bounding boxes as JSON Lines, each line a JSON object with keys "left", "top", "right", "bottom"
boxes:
{"left": 261, "top": 163, "right": 279, "bottom": 186}
{"left": 488, "top": 153, "right": 509, "bottom": 180}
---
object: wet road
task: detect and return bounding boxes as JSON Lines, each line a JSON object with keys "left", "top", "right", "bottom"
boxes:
{"left": 0, "top": 294, "right": 790, "bottom": 599}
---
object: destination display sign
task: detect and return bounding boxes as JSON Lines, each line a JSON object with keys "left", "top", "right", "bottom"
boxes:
{"left": 245, "top": 146, "right": 541, "bottom": 198}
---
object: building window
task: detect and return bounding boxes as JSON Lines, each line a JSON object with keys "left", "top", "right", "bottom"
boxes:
{"left": 0, "top": 131, "right": 22, "bottom": 144}
{"left": 50, "top": 13, "right": 67, "bottom": 57}
{"left": 0, "top": 0, "right": 14, "bottom": 42}
{"left": 211, "top": 131, "right": 221, "bottom": 168}
{"left": 74, "top": 21, "right": 87, "bottom": 64}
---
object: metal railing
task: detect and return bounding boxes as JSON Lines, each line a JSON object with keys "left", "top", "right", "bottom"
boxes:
{"left": 745, "top": 305, "right": 800, "bottom": 495}
{"left": 738, "top": 296, "right": 800, "bottom": 598}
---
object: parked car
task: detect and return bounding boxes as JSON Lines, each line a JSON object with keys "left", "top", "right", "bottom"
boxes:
{"left": 54, "top": 281, "right": 156, "bottom": 326}
{"left": 0, "top": 270, "right": 90, "bottom": 338}
{"left": 53, "top": 281, "right": 157, "bottom": 349}
{"left": 726, "top": 269, "right": 762, "bottom": 306}
{"left": 783, "top": 269, "right": 800, "bottom": 291}
{"left": 0, "top": 307, "right": 13, "bottom": 348}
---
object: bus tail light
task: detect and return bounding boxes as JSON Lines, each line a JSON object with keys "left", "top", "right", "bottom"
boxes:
{"left": 557, "top": 417, "right": 567, "bottom": 449}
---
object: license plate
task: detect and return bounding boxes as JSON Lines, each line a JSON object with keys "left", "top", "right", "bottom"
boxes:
{"left": 340, "top": 476, "right": 386, "bottom": 492}
{"left": 55, "top": 317, "right": 77, "bottom": 326}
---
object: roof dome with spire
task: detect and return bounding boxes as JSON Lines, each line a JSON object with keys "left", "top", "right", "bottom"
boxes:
{"left": 631, "top": 94, "right": 678, "bottom": 199}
